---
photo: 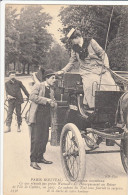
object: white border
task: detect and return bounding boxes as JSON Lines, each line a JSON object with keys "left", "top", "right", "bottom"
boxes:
{"left": 0, "top": 2, "right": 5, "bottom": 195}
{"left": 1, "top": 1, "right": 128, "bottom": 5}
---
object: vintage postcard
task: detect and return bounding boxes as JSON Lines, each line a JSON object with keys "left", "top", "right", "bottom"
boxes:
{"left": 0, "top": 1, "right": 128, "bottom": 195}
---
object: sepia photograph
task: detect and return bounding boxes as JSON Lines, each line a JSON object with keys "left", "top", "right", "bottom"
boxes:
{"left": 0, "top": 1, "right": 128, "bottom": 195}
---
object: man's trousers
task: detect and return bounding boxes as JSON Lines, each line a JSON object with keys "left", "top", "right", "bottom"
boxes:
{"left": 6, "top": 99, "right": 22, "bottom": 126}
{"left": 30, "top": 105, "right": 50, "bottom": 163}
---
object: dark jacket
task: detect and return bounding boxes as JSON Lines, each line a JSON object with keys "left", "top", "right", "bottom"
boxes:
{"left": 5, "top": 78, "right": 29, "bottom": 104}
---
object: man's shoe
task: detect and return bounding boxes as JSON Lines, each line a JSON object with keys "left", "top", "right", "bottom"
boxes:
{"left": 30, "top": 162, "right": 41, "bottom": 170}
{"left": 17, "top": 125, "right": 21, "bottom": 132}
{"left": 4, "top": 126, "right": 11, "bottom": 133}
{"left": 37, "top": 158, "right": 53, "bottom": 164}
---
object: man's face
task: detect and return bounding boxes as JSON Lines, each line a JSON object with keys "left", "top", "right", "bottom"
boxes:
{"left": 46, "top": 75, "right": 56, "bottom": 86}
{"left": 9, "top": 73, "right": 16, "bottom": 80}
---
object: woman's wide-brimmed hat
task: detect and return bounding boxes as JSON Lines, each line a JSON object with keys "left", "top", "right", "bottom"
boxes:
{"left": 67, "top": 28, "right": 76, "bottom": 39}
{"left": 67, "top": 28, "right": 81, "bottom": 40}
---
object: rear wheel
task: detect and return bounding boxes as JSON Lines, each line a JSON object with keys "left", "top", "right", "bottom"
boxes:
{"left": 120, "top": 137, "right": 128, "bottom": 174}
{"left": 60, "top": 123, "right": 86, "bottom": 183}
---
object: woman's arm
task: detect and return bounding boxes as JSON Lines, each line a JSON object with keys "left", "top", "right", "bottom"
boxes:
{"left": 61, "top": 49, "right": 78, "bottom": 73}
{"left": 91, "top": 39, "right": 109, "bottom": 68}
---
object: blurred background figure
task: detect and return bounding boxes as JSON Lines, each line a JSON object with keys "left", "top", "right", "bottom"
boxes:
{"left": 4, "top": 71, "right": 29, "bottom": 133}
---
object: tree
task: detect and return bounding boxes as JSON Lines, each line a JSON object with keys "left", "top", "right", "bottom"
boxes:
{"left": 5, "top": 6, "right": 19, "bottom": 74}
{"left": 59, "top": 5, "right": 121, "bottom": 49}
{"left": 45, "top": 42, "right": 70, "bottom": 71}
{"left": 16, "top": 5, "right": 53, "bottom": 74}
{"left": 107, "top": 6, "right": 128, "bottom": 70}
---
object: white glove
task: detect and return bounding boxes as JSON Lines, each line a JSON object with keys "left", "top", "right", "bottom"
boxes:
{"left": 56, "top": 70, "right": 64, "bottom": 76}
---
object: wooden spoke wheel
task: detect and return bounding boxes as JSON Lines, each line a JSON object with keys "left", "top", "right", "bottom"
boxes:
{"left": 60, "top": 123, "right": 86, "bottom": 183}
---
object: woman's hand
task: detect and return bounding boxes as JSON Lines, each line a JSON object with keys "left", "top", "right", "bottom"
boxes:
{"left": 56, "top": 70, "right": 64, "bottom": 76}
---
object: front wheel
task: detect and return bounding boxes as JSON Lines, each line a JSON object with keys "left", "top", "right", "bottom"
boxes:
{"left": 120, "top": 136, "right": 128, "bottom": 174}
{"left": 60, "top": 123, "right": 86, "bottom": 183}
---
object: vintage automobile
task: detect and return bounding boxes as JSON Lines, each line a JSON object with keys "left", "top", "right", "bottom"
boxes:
{"left": 49, "top": 72, "right": 128, "bottom": 183}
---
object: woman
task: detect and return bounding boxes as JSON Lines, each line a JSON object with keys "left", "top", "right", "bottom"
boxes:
{"left": 58, "top": 28, "right": 119, "bottom": 108}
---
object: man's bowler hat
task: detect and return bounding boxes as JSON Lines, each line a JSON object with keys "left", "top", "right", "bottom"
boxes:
{"left": 43, "top": 69, "right": 55, "bottom": 79}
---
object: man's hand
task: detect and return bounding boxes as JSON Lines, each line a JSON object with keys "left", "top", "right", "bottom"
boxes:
{"left": 7, "top": 95, "right": 16, "bottom": 100}
{"left": 47, "top": 99, "right": 56, "bottom": 107}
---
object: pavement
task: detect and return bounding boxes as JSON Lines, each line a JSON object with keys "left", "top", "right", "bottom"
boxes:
{"left": 2, "top": 76, "right": 128, "bottom": 195}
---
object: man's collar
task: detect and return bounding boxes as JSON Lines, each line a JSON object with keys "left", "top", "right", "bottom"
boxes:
{"left": 44, "top": 81, "right": 50, "bottom": 89}
{"left": 9, "top": 78, "right": 16, "bottom": 83}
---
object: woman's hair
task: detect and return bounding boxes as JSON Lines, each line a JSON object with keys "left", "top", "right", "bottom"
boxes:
{"left": 72, "top": 37, "right": 91, "bottom": 60}
{"left": 70, "top": 30, "right": 82, "bottom": 40}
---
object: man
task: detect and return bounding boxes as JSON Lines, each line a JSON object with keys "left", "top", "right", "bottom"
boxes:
{"left": 58, "top": 28, "right": 119, "bottom": 109}
{"left": 5, "top": 71, "right": 29, "bottom": 133}
{"left": 27, "top": 69, "right": 56, "bottom": 170}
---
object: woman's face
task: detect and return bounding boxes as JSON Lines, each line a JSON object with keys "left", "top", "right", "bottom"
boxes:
{"left": 71, "top": 37, "right": 80, "bottom": 45}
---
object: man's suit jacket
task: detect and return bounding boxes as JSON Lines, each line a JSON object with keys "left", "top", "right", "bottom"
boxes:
{"left": 27, "top": 82, "right": 54, "bottom": 125}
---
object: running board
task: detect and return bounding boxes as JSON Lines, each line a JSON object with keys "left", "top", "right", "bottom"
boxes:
{"left": 86, "top": 150, "right": 120, "bottom": 154}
